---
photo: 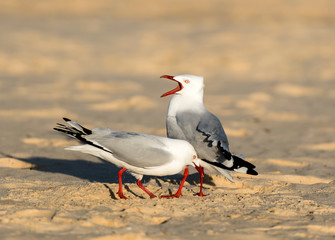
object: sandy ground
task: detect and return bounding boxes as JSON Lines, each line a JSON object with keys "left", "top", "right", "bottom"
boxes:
{"left": 1, "top": 0, "right": 335, "bottom": 239}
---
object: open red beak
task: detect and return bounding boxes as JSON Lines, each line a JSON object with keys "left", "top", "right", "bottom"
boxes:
{"left": 160, "top": 75, "right": 183, "bottom": 98}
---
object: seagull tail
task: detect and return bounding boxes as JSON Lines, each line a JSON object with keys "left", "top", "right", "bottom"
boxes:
{"left": 53, "top": 117, "right": 92, "bottom": 141}
{"left": 54, "top": 118, "right": 114, "bottom": 154}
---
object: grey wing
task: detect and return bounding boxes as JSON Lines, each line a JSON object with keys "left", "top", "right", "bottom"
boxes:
{"left": 169, "top": 111, "right": 230, "bottom": 162}
{"left": 174, "top": 111, "right": 202, "bottom": 141}
{"left": 197, "top": 113, "right": 258, "bottom": 175}
{"left": 173, "top": 111, "right": 229, "bottom": 150}
{"left": 176, "top": 110, "right": 231, "bottom": 162}
{"left": 196, "top": 111, "right": 230, "bottom": 152}
{"left": 85, "top": 129, "right": 173, "bottom": 168}
{"left": 171, "top": 111, "right": 221, "bottom": 160}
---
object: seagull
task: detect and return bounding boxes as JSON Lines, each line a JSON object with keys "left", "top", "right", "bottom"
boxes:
{"left": 54, "top": 118, "right": 202, "bottom": 199}
{"left": 160, "top": 74, "right": 258, "bottom": 195}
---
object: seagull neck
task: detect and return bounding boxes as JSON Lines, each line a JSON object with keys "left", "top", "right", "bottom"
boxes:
{"left": 167, "top": 93, "right": 204, "bottom": 116}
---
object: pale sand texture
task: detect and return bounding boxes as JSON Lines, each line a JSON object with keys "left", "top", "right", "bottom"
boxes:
{"left": 0, "top": 0, "right": 335, "bottom": 239}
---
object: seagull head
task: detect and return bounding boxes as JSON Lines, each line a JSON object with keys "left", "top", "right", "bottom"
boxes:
{"left": 160, "top": 74, "right": 204, "bottom": 98}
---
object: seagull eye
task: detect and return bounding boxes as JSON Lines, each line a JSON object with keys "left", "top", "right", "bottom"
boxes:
{"left": 184, "top": 80, "right": 190, "bottom": 84}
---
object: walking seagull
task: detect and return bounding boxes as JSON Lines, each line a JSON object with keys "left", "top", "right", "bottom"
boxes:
{"left": 54, "top": 118, "right": 202, "bottom": 199}
{"left": 160, "top": 74, "right": 258, "bottom": 196}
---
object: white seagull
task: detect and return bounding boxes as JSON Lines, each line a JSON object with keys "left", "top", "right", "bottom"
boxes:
{"left": 54, "top": 118, "right": 202, "bottom": 199}
{"left": 160, "top": 74, "right": 258, "bottom": 196}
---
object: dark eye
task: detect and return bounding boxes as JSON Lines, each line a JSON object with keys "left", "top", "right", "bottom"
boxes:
{"left": 184, "top": 80, "right": 190, "bottom": 84}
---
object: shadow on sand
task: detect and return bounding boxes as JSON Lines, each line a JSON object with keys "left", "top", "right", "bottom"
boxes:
{"left": 4, "top": 154, "right": 216, "bottom": 188}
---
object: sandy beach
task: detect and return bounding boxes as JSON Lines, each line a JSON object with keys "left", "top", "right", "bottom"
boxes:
{"left": 0, "top": 0, "right": 335, "bottom": 239}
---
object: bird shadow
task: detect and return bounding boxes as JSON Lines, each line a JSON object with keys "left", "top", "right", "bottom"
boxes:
{"left": 3, "top": 153, "right": 216, "bottom": 193}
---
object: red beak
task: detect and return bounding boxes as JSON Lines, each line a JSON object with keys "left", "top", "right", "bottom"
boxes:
{"left": 160, "top": 75, "right": 183, "bottom": 98}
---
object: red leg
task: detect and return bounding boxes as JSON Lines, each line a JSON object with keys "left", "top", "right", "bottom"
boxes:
{"left": 193, "top": 163, "right": 207, "bottom": 197}
{"left": 117, "top": 168, "right": 128, "bottom": 199}
{"left": 137, "top": 179, "right": 157, "bottom": 199}
{"left": 161, "top": 167, "right": 189, "bottom": 198}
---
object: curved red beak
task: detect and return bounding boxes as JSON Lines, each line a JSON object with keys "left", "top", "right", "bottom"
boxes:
{"left": 160, "top": 75, "right": 183, "bottom": 98}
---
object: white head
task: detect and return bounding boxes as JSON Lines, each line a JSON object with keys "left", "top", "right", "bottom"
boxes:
{"left": 160, "top": 74, "right": 205, "bottom": 98}
{"left": 176, "top": 139, "right": 201, "bottom": 167}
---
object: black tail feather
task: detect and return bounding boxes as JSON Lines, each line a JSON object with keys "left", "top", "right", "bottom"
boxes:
{"left": 54, "top": 118, "right": 91, "bottom": 141}
{"left": 63, "top": 117, "right": 92, "bottom": 135}
{"left": 53, "top": 127, "right": 87, "bottom": 143}
{"left": 53, "top": 127, "right": 79, "bottom": 138}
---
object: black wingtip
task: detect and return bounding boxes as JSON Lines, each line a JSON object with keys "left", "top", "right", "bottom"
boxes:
{"left": 63, "top": 117, "right": 71, "bottom": 122}
{"left": 232, "top": 154, "right": 256, "bottom": 169}
{"left": 247, "top": 169, "right": 258, "bottom": 175}
{"left": 223, "top": 150, "right": 232, "bottom": 160}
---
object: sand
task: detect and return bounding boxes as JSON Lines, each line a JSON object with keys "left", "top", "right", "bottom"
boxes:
{"left": 0, "top": 0, "right": 335, "bottom": 239}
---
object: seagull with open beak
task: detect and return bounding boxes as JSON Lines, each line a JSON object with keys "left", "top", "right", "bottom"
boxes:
{"left": 160, "top": 74, "right": 258, "bottom": 196}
